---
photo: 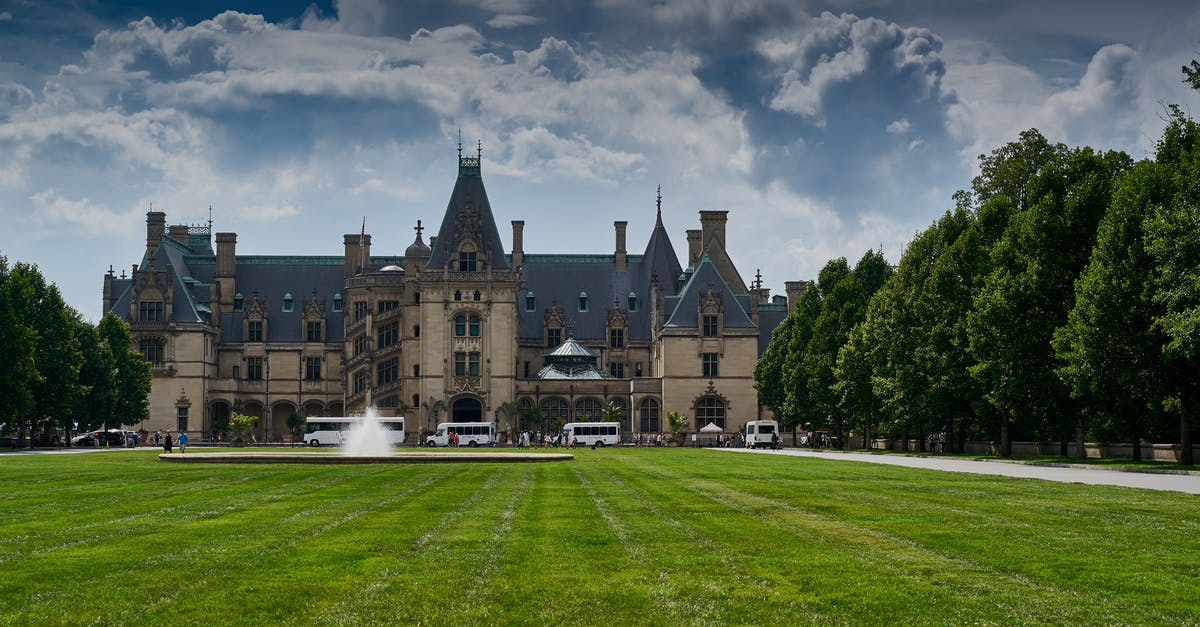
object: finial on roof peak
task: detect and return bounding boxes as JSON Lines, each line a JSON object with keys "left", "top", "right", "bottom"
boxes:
{"left": 655, "top": 185, "right": 663, "bottom": 227}
{"left": 457, "top": 129, "right": 463, "bottom": 159}
{"left": 477, "top": 138, "right": 482, "bottom": 160}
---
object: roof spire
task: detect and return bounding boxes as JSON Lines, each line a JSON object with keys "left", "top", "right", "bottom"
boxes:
{"left": 476, "top": 138, "right": 482, "bottom": 161}
{"left": 655, "top": 185, "right": 663, "bottom": 227}
{"left": 457, "top": 129, "right": 463, "bottom": 159}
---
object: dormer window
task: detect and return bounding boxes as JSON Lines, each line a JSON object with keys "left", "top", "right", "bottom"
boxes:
{"left": 233, "top": 293, "right": 244, "bottom": 312}
{"left": 578, "top": 291, "right": 589, "bottom": 312}
{"left": 458, "top": 251, "right": 477, "bottom": 272}
{"left": 628, "top": 291, "right": 638, "bottom": 312}
{"left": 525, "top": 291, "right": 536, "bottom": 312}
{"left": 332, "top": 293, "right": 343, "bottom": 312}
{"left": 282, "top": 292, "right": 294, "bottom": 313}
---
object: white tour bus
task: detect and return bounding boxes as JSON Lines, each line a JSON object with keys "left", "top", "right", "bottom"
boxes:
{"left": 562, "top": 422, "right": 620, "bottom": 447}
{"left": 744, "top": 420, "right": 780, "bottom": 449}
{"left": 425, "top": 422, "right": 497, "bottom": 447}
{"left": 303, "top": 416, "right": 406, "bottom": 447}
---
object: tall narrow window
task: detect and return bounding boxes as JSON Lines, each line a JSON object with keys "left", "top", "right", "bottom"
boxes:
{"left": 247, "top": 357, "right": 263, "bottom": 380}
{"left": 282, "top": 293, "right": 294, "bottom": 313}
{"left": 468, "top": 352, "right": 481, "bottom": 377}
{"left": 177, "top": 407, "right": 188, "bottom": 433}
{"left": 578, "top": 291, "right": 589, "bottom": 312}
{"left": 703, "top": 314, "right": 718, "bottom": 337}
{"left": 628, "top": 291, "right": 638, "bottom": 312}
{"left": 609, "top": 363, "right": 625, "bottom": 378}
{"left": 702, "top": 353, "right": 719, "bottom": 377}
{"left": 306, "top": 321, "right": 322, "bottom": 342}
{"left": 609, "top": 329, "right": 624, "bottom": 348}
{"left": 469, "top": 314, "right": 481, "bottom": 337}
{"left": 454, "top": 352, "right": 467, "bottom": 376}
{"left": 305, "top": 357, "right": 322, "bottom": 380}
{"left": 233, "top": 293, "right": 244, "bottom": 312}
{"left": 378, "top": 321, "right": 399, "bottom": 348}
{"left": 377, "top": 358, "right": 399, "bottom": 385}
{"left": 332, "top": 293, "right": 343, "bottom": 312}
{"left": 458, "top": 251, "right": 477, "bottom": 271}
{"left": 247, "top": 320, "right": 263, "bottom": 342}
{"left": 525, "top": 292, "right": 536, "bottom": 312}
{"left": 546, "top": 327, "right": 562, "bottom": 348}
{"left": 454, "top": 314, "right": 467, "bottom": 337}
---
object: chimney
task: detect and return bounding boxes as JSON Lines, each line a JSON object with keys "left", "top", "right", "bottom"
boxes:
{"left": 785, "top": 280, "right": 809, "bottom": 313}
{"left": 102, "top": 266, "right": 114, "bottom": 314}
{"left": 614, "top": 221, "right": 627, "bottom": 272}
{"left": 344, "top": 233, "right": 371, "bottom": 276}
{"left": 146, "top": 211, "right": 166, "bottom": 260}
{"left": 168, "top": 224, "right": 189, "bottom": 245}
{"left": 216, "top": 233, "right": 237, "bottom": 277}
{"left": 699, "top": 210, "right": 728, "bottom": 252}
{"left": 686, "top": 229, "right": 702, "bottom": 268}
{"left": 511, "top": 220, "right": 525, "bottom": 269}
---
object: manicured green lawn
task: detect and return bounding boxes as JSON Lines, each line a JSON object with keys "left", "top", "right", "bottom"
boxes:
{"left": 1, "top": 447, "right": 1197, "bottom": 625}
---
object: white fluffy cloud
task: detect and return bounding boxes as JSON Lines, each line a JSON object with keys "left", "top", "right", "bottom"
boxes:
{"left": 759, "top": 12, "right": 946, "bottom": 120}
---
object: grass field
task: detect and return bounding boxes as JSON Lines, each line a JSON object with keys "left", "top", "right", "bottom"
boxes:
{"left": 2, "top": 447, "right": 1197, "bottom": 625}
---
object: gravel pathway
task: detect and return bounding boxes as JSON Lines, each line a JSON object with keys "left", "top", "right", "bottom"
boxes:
{"left": 718, "top": 447, "right": 1200, "bottom": 495}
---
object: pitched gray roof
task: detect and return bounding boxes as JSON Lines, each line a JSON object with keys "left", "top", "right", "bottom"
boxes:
{"left": 426, "top": 157, "right": 510, "bottom": 271}
{"left": 664, "top": 256, "right": 756, "bottom": 329}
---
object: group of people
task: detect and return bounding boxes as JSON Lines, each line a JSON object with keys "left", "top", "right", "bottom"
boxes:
{"left": 511, "top": 430, "right": 577, "bottom": 448}
{"left": 631, "top": 432, "right": 675, "bottom": 447}
{"left": 155, "top": 429, "right": 188, "bottom": 453}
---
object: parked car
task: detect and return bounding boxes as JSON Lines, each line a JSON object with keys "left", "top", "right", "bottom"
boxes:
{"left": 71, "top": 430, "right": 126, "bottom": 447}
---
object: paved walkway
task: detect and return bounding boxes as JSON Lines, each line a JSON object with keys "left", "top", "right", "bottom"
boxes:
{"left": 718, "top": 448, "right": 1200, "bottom": 495}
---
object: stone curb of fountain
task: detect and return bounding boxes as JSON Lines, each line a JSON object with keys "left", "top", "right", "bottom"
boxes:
{"left": 158, "top": 452, "right": 574, "bottom": 464}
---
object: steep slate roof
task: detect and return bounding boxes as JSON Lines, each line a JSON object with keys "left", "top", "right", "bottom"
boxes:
{"left": 426, "top": 156, "right": 510, "bottom": 271}
{"left": 218, "top": 260, "right": 346, "bottom": 343}
{"left": 664, "top": 256, "right": 756, "bottom": 329}
{"left": 756, "top": 303, "right": 788, "bottom": 356}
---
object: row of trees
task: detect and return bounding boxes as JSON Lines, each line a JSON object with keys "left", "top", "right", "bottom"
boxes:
{"left": 0, "top": 257, "right": 152, "bottom": 444}
{"left": 756, "top": 112, "right": 1199, "bottom": 464}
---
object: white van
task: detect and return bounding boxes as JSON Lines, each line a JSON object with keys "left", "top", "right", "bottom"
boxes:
{"left": 425, "top": 422, "right": 496, "bottom": 447}
{"left": 562, "top": 422, "right": 620, "bottom": 447}
{"left": 744, "top": 420, "right": 780, "bottom": 449}
{"left": 304, "top": 416, "right": 406, "bottom": 448}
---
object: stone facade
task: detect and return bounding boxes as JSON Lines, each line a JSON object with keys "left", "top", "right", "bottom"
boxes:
{"left": 102, "top": 153, "right": 800, "bottom": 442}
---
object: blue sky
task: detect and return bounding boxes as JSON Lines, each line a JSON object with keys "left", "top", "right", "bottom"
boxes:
{"left": 2, "top": 0, "right": 1198, "bottom": 322}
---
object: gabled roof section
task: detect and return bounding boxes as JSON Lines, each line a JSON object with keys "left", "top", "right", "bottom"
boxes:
{"left": 639, "top": 190, "right": 683, "bottom": 296}
{"left": 426, "top": 154, "right": 510, "bottom": 271}
{"left": 664, "top": 256, "right": 756, "bottom": 329}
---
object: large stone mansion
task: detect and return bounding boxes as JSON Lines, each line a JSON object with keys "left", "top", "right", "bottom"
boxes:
{"left": 102, "top": 151, "right": 806, "bottom": 442}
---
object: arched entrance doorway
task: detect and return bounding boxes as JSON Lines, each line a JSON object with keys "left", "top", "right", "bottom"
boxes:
{"left": 451, "top": 397, "right": 482, "bottom": 422}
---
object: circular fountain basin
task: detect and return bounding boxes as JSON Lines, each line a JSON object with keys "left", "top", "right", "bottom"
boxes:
{"left": 159, "top": 451, "right": 573, "bottom": 464}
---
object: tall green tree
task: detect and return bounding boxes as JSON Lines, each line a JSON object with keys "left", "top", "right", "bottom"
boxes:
{"left": 754, "top": 312, "right": 795, "bottom": 439}
{"left": 71, "top": 315, "right": 116, "bottom": 435}
{"left": 1053, "top": 161, "right": 1170, "bottom": 459}
{"left": 13, "top": 263, "right": 83, "bottom": 439}
{"left": 0, "top": 256, "right": 39, "bottom": 432}
{"left": 968, "top": 132, "right": 1131, "bottom": 456}
{"left": 97, "top": 312, "right": 152, "bottom": 427}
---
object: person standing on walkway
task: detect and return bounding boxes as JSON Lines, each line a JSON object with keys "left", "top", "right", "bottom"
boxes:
{"left": 163, "top": 431, "right": 173, "bottom": 453}
{"left": 177, "top": 431, "right": 188, "bottom": 454}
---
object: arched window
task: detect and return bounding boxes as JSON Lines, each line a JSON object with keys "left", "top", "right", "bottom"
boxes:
{"left": 454, "top": 290, "right": 462, "bottom": 301}
{"left": 282, "top": 292, "right": 294, "bottom": 313}
{"left": 233, "top": 293, "right": 244, "bottom": 312}
{"left": 628, "top": 291, "right": 638, "bottom": 312}
{"left": 578, "top": 291, "right": 589, "bottom": 312}
{"left": 473, "top": 290, "right": 481, "bottom": 301}
{"left": 695, "top": 396, "right": 726, "bottom": 430}
{"left": 525, "top": 291, "right": 536, "bottom": 312}
{"left": 639, "top": 399, "right": 660, "bottom": 433}
{"left": 541, "top": 398, "right": 569, "bottom": 428}
{"left": 575, "top": 398, "right": 603, "bottom": 422}
{"left": 469, "top": 314, "right": 480, "bottom": 337}
{"left": 332, "top": 293, "right": 343, "bottom": 312}
{"left": 517, "top": 398, "right": 534, "bottom": 430}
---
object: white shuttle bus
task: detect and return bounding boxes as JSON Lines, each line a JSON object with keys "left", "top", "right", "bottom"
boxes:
{"left": 425, "top": 422, "right": 496, "bottom": 447}
{"left": 303, "top": 416, "right": 406, "bottom": 447}
{"left": 563, "top": 422, "right": 620, "bottom": 447}
{"left": 744, "top": 420, "right": 780, "bottom": 449}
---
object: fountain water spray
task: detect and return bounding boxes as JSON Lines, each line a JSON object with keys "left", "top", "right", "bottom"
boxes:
{"left": 340, "top": 408, "right": 393, "bottom": 456}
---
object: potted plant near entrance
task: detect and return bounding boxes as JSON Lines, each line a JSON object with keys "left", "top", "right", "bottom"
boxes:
{"left": 667, "top": 411, "right": 688, "bottom": 446}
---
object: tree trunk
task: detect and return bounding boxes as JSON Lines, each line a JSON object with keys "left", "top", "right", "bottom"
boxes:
{"left": 1074, "top": 416, "right": 1085, "bottom": 460}
{"left": 862, "top": 418, "right": 871, "bottom": 451}
{"left": 1131, "top": 435, "right": 1142, "bottom": 462}
{"left": 1181, "top": 392, "right": 1194, "bottom": 467}
{"left": 1000, "top": 414, "right": 1011, "bottom": 458}
{"left": 901, "top": 421, "right": 909, "bottom": 451}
